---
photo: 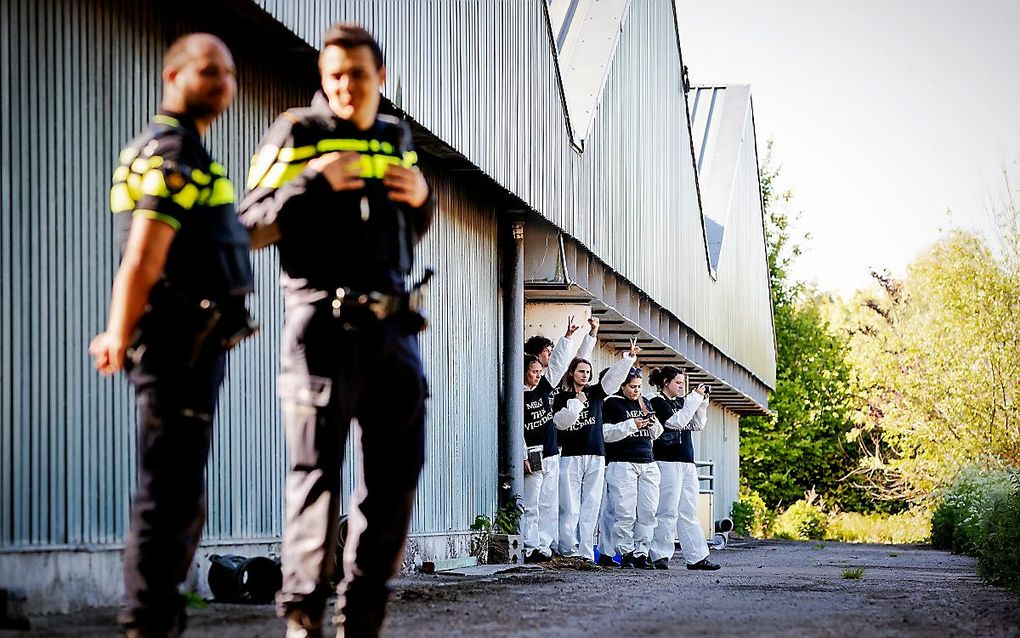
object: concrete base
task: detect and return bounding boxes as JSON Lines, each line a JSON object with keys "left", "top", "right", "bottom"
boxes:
{"left": 0, "top": 530, "right": 483, "bottom": 615}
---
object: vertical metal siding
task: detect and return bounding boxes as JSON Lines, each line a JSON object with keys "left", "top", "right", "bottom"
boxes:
{"left": 406, "top": 170, "right": 500, "bottom": 533}
{"left": 694, "top": 403, "right": 740, "bottom": 521}
{"left": 252, "top": 0, "right": 776, "bottom": 390}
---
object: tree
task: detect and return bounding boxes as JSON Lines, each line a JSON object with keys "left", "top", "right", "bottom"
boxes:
{"left": 740, "top": 144, "right": 861, "bottom": 509}
{"left": 839, "top": 230, "right": 1020, "bottom": 502}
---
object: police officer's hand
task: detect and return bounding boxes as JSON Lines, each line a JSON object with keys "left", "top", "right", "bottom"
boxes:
{"left": 308, "top": 151, "right": 366, "bottom": 192}
{"left": 89, "top": 331, "right": 128, "bottom": 375}
{"left": 383, "top": 164, "right": 429, "bottom": 208}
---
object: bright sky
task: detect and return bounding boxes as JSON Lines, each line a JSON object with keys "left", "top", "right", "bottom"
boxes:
{"left": 674, "top": 0, "right": 1020, "bottom": 295}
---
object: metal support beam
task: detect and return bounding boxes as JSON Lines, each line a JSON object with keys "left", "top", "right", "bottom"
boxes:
{"left": 500, "top": 219, "right": 526, "bottom": 508}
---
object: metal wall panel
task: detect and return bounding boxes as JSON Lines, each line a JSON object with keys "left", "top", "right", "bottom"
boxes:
{"left": 252, "top": 0, "right": 777, "bottom": 391}
{"left": 693, "top": 403, "right": 740, "bottom": 521}
{"left": 0, "top": 0, "right": 500, "bottom": 549}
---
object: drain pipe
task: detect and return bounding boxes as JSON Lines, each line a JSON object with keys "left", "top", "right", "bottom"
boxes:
{"left": 499, "top": 218, "right": 526, "bottom": 508}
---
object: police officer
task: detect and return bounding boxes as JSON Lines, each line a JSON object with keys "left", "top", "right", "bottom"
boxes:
{"left": 238, "top": 23, "right": 432, "bottom": 638}
{"left": 90, "top": 34, "right": 254, "bottom": 637}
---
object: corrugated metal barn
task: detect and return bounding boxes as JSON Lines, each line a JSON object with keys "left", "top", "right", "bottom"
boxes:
{"left": 0, "top": 0, "right": 775, "bottom": 612}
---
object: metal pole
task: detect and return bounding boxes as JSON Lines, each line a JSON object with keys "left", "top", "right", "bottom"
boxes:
{"left": 499, "top": 219, "right": 526, "bottom": 508}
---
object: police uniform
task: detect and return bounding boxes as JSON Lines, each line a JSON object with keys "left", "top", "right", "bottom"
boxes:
{"left": 648, "top": 390, "right": 709, "bottom": 566}
{"left": 238, "top": 91, "right": 433, "bottom": 631}
{"left": 521, "top": 334, "right": 594, "bottom": 559}
{"left": 110, "top": 111, "right": 254, "bottom": 633}
{"left": 551, "top": 353, "right": 634, "bottom": 561}
{"left": 600, "top": 394, "right": 663, "bottom": 566}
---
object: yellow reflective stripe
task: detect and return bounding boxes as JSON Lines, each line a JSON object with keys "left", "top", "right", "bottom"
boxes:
{"left": 133, "top": 209, "right": 181, "bottom": 231}
{"left": 209, "top": 162, "right": 227, "bottom": 176}
{"left": 130, "top": 158, "right": 150, "bottom": 174}
{"left": 207, "top": 178, "right": 235, "bottom": 206}
{"left": 372, "top": 154, "right": 402, "bottom": 178}
{"left": 278, "top": 145, "right": 318, "bottom": 162}
{"left": 246, "top": 144, "right": 280, "bottom": 190}
{"left": 402, "top": 151, "right": 418, "bottom": 168}
{"left": 112, "top": 166, "right": 130, "bottom": 182}
{"left": 190, "top": 168, "right": 211, "bottom": 185}
{"left": 141, "top": 169, "right": 170, "bottom": 198}
{"left": 153, "top": 114, "right": 180, "bottom": 128}
{"left": 119, "top": 146, "right": 139, "bottom": 165}
{"left": 258, "top": 161, "right": 308, "bottom": 189}
{"left": 317, "top": 138, "right": 369, "bottom": 153}
{"left": 110, "top": 183, "right": 134, "bottom": 213}
{"left": 126, "top": 173, "right": 143, "bottom": 200}
{"left": 358, "top": 155, "right": 374, "bottom": 178}
{"left": 171, "top": 183, "right": 200, "bottom": 210}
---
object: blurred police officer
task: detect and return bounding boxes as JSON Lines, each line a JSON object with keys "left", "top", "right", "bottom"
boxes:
{"left": 90, "top": 33, "right": 254, "bottom": 637}
{"left": 239, "top": 23, "right": 433, "bottom": 638}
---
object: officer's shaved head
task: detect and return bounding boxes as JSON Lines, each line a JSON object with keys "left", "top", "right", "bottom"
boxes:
{"left": 163, "top": 33, "right": 229, "bottom": 73}
{"left": 160, "top": 33, "right": 236, "bottom": 128}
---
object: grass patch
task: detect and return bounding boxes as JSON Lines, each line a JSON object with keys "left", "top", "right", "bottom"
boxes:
{"left": 841, "top": 567, "right": 865, "bottom": 579}
{"left": 811, "top": 542, "right": 826, "bottom": 550}
{"left": 826, "top": 510, "right": 930, "bottom": 544}
{"left": 183, "top": 592, "right": 208, "bottom": 609}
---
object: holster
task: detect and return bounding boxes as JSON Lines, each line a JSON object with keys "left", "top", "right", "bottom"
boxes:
{"left": 131, "top": 282, "right": 258, "bottom": 367}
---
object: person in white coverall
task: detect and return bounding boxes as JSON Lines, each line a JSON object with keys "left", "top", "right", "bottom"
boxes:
{"left": 647, "top": 365, "right": 719, "bottom": 570}
{"left": 599, "top": 367, "right": 664, "bottom": 569}
{"left": 552, "top": 339, "right": 640, "bottom": 561}
{"left": 521, "top": 317, "right": 597, "bottom": 561}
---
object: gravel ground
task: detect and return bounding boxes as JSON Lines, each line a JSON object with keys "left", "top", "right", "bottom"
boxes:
{"left": 6, "top": 540, "right": 1019, "bottom": 637}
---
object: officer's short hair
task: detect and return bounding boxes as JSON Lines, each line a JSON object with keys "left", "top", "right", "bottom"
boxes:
{"left": 321, "top": 23, "right": 384, "bottom": 70}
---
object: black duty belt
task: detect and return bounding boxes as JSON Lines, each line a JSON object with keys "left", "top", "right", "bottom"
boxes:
{"left": 330, "top": 269, "right": 433, "bottom": 322}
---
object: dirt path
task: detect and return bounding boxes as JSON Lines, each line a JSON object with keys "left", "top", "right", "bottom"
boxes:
{"left": 8, "top": 541, "right": 1019, "bottom": 637}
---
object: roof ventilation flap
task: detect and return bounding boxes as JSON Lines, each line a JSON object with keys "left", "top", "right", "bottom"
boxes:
{"left": 546, "top": 0, "right": 632, "bottom": 148}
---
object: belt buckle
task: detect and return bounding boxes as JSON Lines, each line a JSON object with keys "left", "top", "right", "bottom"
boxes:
{"left": 332, "top": 288, "right": 347, "bottom": 319}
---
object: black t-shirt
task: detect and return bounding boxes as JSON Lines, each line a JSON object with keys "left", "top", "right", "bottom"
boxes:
{"left": 650, "top": 394, "right": 696, "bottom": 463}
{"left": 554, "top": 383, "right": 611, "bottom": 457}
{"left": 603, "top": 395, "right": 657, "bottom": 464}
{"left": 524, "top": 377, "right": 559, "bottom": 457}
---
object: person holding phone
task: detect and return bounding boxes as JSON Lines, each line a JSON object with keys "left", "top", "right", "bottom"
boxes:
{"left": 647, "top": 366, "right": 719, "bottom": 570}
{"left": 552, "top": 339, "right": 639, "bottom": 562}
{"left": 521, "top": 316, "right": 598, "bottom": 562}
{"left": 600, "top": 367, "right": 664, "bottom": 569}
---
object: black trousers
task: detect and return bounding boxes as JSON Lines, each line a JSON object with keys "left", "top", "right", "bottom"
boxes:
{"left": 119, "top": 339, "right": 226, "bottom": 634}
{"left": 276, "top": 302, "right": 427, "bottom": 634}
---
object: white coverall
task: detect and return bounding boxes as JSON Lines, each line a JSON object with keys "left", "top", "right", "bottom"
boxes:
{"left": 521, "top": 334, "right": 595, "bottom": 557}
{"left": 649, "top": 392, "right": 710, "bottom": 564}
{"left": 601, "top": 406, "right": 664, "bottom": 558}
{"left": 553, "top": 353, "right": 635, "bottom": 560}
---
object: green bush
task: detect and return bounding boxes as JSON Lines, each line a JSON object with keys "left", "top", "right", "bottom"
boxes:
{"left": 977, "top": 475, "right": 1020, "bottom": 592}
{"left": 772, "top": 490, "right": 827, "bottom": 540}
{"left": 930, "top": 466, "right": 1013, "bottom": 555}
{"left": 731, "top": 486, "right": 770, "bottom": 538}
